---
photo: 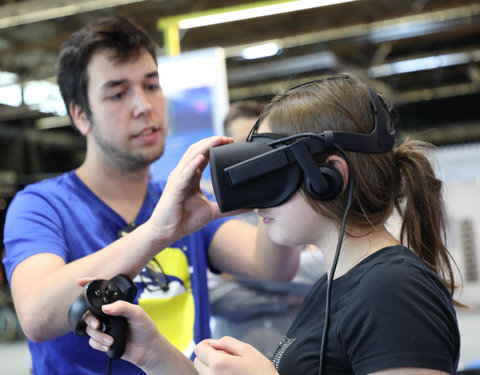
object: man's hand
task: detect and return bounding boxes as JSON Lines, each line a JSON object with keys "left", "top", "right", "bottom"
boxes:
{"left": 147, "top": 136, "right": 234, "bottom": 245}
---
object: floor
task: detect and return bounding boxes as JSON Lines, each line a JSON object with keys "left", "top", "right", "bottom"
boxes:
{"left": 0, "top": 308, "right": 479, "bottom": 374}
{"left": 0, "top": 340, "right": 32, "bottom": 375}
{"left": 457, "top": 307, "right": 480, "bottom": 370}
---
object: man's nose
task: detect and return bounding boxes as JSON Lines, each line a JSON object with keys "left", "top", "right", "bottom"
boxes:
{"left": 132, "top": 87, "right": 153, "bottom": 117}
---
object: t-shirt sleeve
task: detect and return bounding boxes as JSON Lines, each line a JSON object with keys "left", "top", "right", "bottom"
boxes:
{"left": 202, "top": 217, "right": 231, "bottom": 274}
{"left": 337, "top": 262, "right": 459, "bottom": 374}
{"left": 3, "top": 188, "right": 67, "bottom": 282}
{"left": 197, "top": 187, "right": 235, "bottom": 274}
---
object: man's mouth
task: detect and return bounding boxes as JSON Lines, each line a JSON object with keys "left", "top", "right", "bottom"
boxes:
{"left": 134, "top": 127, "right": 158, "bottom": 138}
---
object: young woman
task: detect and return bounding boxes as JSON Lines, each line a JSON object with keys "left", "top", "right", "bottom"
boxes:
{"left": 84, "top": 73, "right": 460, "bottom": 375}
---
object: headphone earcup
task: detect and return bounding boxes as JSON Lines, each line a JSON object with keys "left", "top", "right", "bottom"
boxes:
{"left": 304, "top": 164, "right": 344, "bottom": 201}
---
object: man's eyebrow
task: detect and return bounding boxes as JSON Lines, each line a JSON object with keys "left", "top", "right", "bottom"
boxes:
{"left": 146, "top": 71, "right": 159, "bottom": 79}
{"left": 102, "top": 70, "right": 158, "bottom": 89}
{"left": 102, "top": 79, "right": 126, "bottom": 90}
{"left": 101, "top": 71, "right": 159, "bottom": 90}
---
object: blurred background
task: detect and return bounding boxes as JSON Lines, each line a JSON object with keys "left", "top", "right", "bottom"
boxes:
{"left": 0, "top": 0, "right": 479, "bottom": 373}
{"left": 0, "top": 0, "right": 479, "bottom": 191}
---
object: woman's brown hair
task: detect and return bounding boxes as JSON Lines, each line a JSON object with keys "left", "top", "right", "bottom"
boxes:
{"left": 257, "top": 73, "right": 459, "bottom": 300}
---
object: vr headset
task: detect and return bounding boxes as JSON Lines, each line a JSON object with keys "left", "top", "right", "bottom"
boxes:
{"left": 210, "top": 87, "right": 395, "bottom": 213}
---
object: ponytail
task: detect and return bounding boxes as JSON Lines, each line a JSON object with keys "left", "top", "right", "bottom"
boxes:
{"left": 264, "top": 74, "right": 462, "bottom": 303}
{"left": 393, "top": 139, "right": 458, "bottom": 300}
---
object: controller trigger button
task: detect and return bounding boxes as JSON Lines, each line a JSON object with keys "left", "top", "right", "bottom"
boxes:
{"left": 99, "top": 322, "right": 109, "bottom": 333}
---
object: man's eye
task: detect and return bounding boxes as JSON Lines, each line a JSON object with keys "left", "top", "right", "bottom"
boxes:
{"left": 147, "top": 84, "right": 160, "bottom": 91}
{"left": 109, "top": 92, "right": 125, "bottom": 100}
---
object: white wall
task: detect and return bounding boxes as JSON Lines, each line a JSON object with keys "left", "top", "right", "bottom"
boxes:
{"left": 435, "top": 142, "right": 480, "bottom": 307}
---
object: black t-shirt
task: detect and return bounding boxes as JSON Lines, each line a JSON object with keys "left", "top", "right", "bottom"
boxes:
{"left": 272, "top": 245, "right": 460, "bottom": 375}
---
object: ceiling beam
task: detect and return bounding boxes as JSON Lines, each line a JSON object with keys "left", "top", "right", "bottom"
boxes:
{"left": 227, "top": 51, "right": 337, "bottom": 85}
{"left": 223, "top": 3, "right": 480, "bottom": 58}
{"left": 0, "top": 0, "right": 154, "bottom": 30}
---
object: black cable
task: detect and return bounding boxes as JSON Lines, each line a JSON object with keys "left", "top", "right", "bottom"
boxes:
{"left": 318, "top": 145, "right": 355, "bottom": 375}
{"left": 107, "top": 358, "right": 113, "bottom": 375}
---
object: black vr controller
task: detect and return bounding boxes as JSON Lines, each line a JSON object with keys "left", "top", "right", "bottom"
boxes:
{"left": 68, "top": 274, "right": 137, "bottom": 359}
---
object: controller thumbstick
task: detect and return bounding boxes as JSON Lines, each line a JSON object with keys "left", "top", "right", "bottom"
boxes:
{"left": 105, "top": 285, "right": 116, "bottom": 299}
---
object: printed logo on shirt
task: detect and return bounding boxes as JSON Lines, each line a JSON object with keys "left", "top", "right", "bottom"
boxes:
{"left": 272, "top": 336, "right": 296, "bottom": 369}
{"left": 135, "top": 247, "right": 195, "bottom": 357}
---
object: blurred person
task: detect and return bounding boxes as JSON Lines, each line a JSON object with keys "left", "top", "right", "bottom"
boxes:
{"left": 223, "top": 100, "right": 267, "bottom": 141}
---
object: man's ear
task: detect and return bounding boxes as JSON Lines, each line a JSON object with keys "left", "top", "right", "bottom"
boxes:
{"left": 326, "top": 155, "right": 349, "bottom": 192}
{"left": 69, "top": 102, "right": 91, "bottom": 135}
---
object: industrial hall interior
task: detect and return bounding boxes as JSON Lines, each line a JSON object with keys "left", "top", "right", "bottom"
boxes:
{"left": 0, "top": 0, "right": 479, "bottom": 374}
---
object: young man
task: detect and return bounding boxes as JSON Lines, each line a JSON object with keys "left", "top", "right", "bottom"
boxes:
{"left": 2, "top": 16, "right": 300, "bottom": 375}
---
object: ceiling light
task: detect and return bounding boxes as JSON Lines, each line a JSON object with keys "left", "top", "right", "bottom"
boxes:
{"left": 241, "top": 42, "right": 281, "bottom": 59}
{"left": 0, "top": 70, "right": 18, "bottom": 86}
{"left": 177, "top": 0, "right": 358, "bottom": 29}
{"left": 0, "top": 84, "right": 22, "bottom": 107}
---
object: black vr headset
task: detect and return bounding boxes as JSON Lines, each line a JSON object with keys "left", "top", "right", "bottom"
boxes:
{"left": 210, "top": 87, "right": 395, "bottom": 213}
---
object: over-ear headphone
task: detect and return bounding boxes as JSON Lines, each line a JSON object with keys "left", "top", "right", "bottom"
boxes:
{"left": 209, "top": 83, "right": 395, "bottom": 213}
{"left": 305, "top": 163, "right": 343, "bottom": 201}
{"left": 278, "top": 133, "right": 344, "bottom": 201}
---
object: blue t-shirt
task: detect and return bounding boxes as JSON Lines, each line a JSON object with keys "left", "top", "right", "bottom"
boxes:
{"left": 3, "top": 171, "right": 229, "bottom": 375}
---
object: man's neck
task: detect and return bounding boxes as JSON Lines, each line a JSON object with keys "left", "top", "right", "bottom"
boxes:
{"left": 75, "top": 160, "right": 151, "bottom": 223}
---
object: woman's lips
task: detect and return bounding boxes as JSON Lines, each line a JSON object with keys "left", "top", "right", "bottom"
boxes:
{"left": 259, "top": 213, "right": 273, "bottom": 225}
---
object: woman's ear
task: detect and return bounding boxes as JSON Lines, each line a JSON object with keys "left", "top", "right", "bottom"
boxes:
{"left": 326, "top": 155, "right": 349, "bottom": 192}
{"left": 69, "top": 102, "right": 91, "bottom": 136}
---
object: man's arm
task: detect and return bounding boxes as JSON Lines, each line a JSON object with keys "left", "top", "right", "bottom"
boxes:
{"left": 207, "top": 219, "right": 301, "bottom": 282}
{"left": 10, "top": 220, "right": 171, "bottom": 342}
{"left": 9, "top": 136, "right": 233, "bottom": 343}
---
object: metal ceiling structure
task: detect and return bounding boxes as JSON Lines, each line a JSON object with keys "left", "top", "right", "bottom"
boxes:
{"left": 0, "top": 0, "right": 479, "bottom": 186}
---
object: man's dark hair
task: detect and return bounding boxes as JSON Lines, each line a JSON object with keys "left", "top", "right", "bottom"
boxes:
{"left": 223, "top": 100, "right": 266, "bottom": 137}
{"left": 56, "top": 15, "right": 158, "bottom": 123}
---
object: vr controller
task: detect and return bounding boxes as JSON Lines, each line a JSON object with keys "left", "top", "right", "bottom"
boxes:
{"left": 68, "top": 274, "right": 137, "bottom": 359}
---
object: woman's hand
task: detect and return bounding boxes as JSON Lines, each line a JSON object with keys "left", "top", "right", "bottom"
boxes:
{"left": 193, "top": 336, "right": 279, "bottom": 375}
{"left": 77, "top": 277, "right": 159, "bottom": 367}
{"left": 147, "top": 136, "right": 234, "bottom": 245}
{"left": 85, "top": 300, "right": 161, "bottom": 368}
{"left": 84, "top": 300, "right": 197, "bottom": 374}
